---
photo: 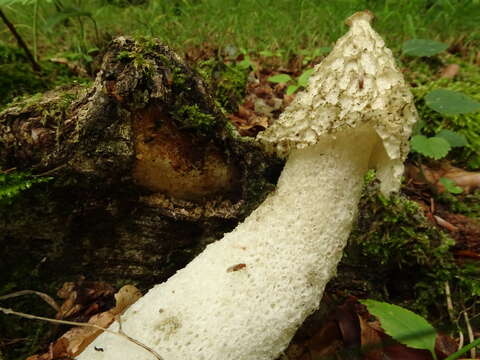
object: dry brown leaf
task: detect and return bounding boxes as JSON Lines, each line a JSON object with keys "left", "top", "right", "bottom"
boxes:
{"left": 440, "top": 64, "right": 460, "bottom": 79}
{"left": 441, "top": 166, "right": 480, "bottom": 193}
{"left": 435, "top": 333, "right": 459, "bottom": 358}
{"left": 454, "top": 249, "right": 480, "bottom": 259}
{"left": 381, "top": 341, "right": 433, "bottom": 360}
{"left": 237, "top": 104, "right": 255, "bottom": 120}
{"left": 60, "top": 284, "right": 141, "bottom": 355}
{"left": 60, "top": 311, "right": 116, "bottom": 356}
{"left": 307, "top": 320, "right": 343, "bottom": 358}
{"left": 56, "top": 277, "right": 115, "bottom": 320}
{"left": 253, "top": 86, "right": 274, "bottom": 99}
{"left": 434, "top": 215, "right": 459, "bottom": 232}
{"left": 29, "top": 285, "right": 141, "bottom": 360}
{"left": 111, "top": 285, "right": 143, "bottom": 315}
{"left": 406, "top": 164, "right": 480, "bottom": 194}
{"left": 358, "top": 315, "right": 383, "bottom": 360}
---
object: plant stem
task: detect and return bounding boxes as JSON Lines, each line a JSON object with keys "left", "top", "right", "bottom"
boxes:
{"left": 33, "top": 0, "right": 39, "bottom": 62}
{"left": 0, "top": 8, "right": 41, "bottom": 72}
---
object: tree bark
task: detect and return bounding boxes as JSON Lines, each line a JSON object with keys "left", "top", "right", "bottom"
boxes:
{"left": 0, "top": 36, "right": 280, "bottom": 289}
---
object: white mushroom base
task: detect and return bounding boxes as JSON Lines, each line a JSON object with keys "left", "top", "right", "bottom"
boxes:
{"left": 78, "top": 126, "right": 379, "bottom": 360}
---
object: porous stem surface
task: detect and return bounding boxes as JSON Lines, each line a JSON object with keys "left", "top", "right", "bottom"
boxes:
{"left": 78, "top": 126, "right": 378, "bottom": 360}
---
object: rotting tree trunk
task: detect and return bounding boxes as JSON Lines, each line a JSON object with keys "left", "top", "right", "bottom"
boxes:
{"left": 0, "top": 36, "right": 280, "bottom": 289}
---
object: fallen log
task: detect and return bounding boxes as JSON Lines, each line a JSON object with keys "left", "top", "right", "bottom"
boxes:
{"left": 0, "top": 36, "right": 279, "bottom": 287}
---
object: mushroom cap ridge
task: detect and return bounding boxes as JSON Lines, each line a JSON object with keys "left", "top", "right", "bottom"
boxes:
{"left": 257, "top": 10, "right": 418, "bottom": 194}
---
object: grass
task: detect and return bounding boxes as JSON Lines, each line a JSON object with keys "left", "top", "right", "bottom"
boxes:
{"left": 0, "top": 0, "right": 479, "bottom": 61}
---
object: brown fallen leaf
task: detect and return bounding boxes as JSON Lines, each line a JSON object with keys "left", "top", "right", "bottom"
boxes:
{"left": 58, "top": 309, "right": 116, "bottom": 356}
{"left": 381, "top": 341, "right": 433, "bottom": 360}
{"left": 237, "top": 104, "right": 255, "bottom": 120}
{"left": 441, "top": 166, "right": 480, "bottom": 193}
{"left": 406, "top": 163, "right": 480, "bottom": 194}
{"left": 56, "top": 277, "right": 115, "bottom": 321}
{"left": 434, "top": 215, "right": 459, "bottom": 232}
{"left": 307, "top": 320, "right": 343, "bottom": 359}
{"left": 358, "top": 315, "right": 383, "bottom": 360}
{"left": 440, "top": 64, "right": 460, "bottom": 79}
{"left": 454, "top": 249, "right": 480, "bottom": 259}
{"left": 29, "top": 285, "right": 142, "bottom": 360}
{"left": 435, "top": 333, "right": 459, "bottom": 359}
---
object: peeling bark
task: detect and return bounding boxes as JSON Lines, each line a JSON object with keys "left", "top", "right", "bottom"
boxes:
{"left": 0, "top": 36, "right": 280, "bottom": 287}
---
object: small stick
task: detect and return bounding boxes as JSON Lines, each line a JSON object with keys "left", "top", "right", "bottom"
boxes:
{"left": 0, "top": 306, "right": 164, "bottom": 360}
{"left": 0, "top": 289, "right": 60, "bottom": 312}
{"left": 444, "top": 281, "right": 455, "bottom": 322}
{"left": 463, "top": 311, "right": 476, "bottom": 359}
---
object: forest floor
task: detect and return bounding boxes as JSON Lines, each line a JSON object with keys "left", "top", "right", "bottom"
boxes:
{"left": 0, "top": 1, "right": 479, "bottom": 359}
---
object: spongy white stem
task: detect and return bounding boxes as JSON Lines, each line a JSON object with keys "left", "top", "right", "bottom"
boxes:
{"left": 78, "top": 126, "right": 378, "bottom": 360}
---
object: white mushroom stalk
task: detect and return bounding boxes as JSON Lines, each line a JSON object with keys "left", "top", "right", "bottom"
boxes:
{"left": 78, "top": 11, "right": 417, "bottom": 360}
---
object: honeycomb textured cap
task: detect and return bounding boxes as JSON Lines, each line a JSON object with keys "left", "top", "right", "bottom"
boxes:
{"left": 257, "top": 10, "right": 417, "bottom": 194}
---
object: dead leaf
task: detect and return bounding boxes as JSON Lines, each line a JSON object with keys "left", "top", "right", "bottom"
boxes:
{"left": 440, "top": 166, "right": 480, "bottom": 193}
{"left": 253, "top": 86, "right": 274, "bottom": 99}
{"left": 454, "top": 249, "right": 480, "bottom": 259}
{"left": 434, "top": 215, "right": 459, "bottom": 232}
{"left": 358, "top": 315, "right": 383, "bottom": 360}
{"left": 442, "top": 213, "right": 480, "bottom": 251}
{"left": 56, "top": 277, "right": 115, "bottom": 321}
{"left": 237, "top": 105, "right": 255, "bottom": 120}
{"left": 440, "top": 64, "right": 460, "bottom": 79}
{"left": 308, "top": 320, "right": 343, "bottom": 358}
{"left": 60, "top": 310, "right": 116, "bottom": 356}
{"left": 111, "top": 285, "right": 142, "bottom": 315}
{"left": 382, "top": 341, "right": 433, "bottom": 360}
{"left": 406, "top": 163, "right": 480, "bottom": 194}
{"left": 29, "top": 285, "right": 141, "bottom": 360}
{"left": 435, "top": 333, "right": 458, "bottom": 359}
{"left": 335, "top": 300, "right": 360, "bottom": 348}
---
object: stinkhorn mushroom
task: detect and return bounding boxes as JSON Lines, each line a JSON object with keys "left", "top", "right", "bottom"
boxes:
{"left": 78, "top": 10, "right": 417, "bottom": 360}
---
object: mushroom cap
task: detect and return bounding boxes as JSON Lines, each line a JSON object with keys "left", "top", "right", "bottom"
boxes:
{"left": 257, "top": 11, "right": 418, "bottom": 194}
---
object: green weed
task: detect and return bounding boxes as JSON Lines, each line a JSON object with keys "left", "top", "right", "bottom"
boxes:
{"left": 1, "top": 0, "right": 479, "bottom": 62}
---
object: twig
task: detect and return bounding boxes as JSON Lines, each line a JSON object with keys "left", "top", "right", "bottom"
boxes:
{"left": 444, "top": 281, "right": 455, "bottom": 322}
{"left": 0, "top": 306, "right": 164, "bottom": 360}
{"left": 0, "top": 290, "right": 60, "bottom": 312}
{"left": 463, "top": 311, "right": 476, "bottom": 359}
{"left": 0, "top": 8, "right": 41, "bottom": 72}
{"left": 457, "top": 330, "right": 464, "bottom": 352}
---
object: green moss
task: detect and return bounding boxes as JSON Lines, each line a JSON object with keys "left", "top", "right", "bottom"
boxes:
{"left": 196, "top": 59, "right": 249, "bottom": 113}
{"left": 172, "top": 104, "right": 216, "bottom": 133}
{"left": 116, "top": 48, "right": 155, "bottom": 76}
{"left": 344, "top": 183, "right": 478, "bottom": 324}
